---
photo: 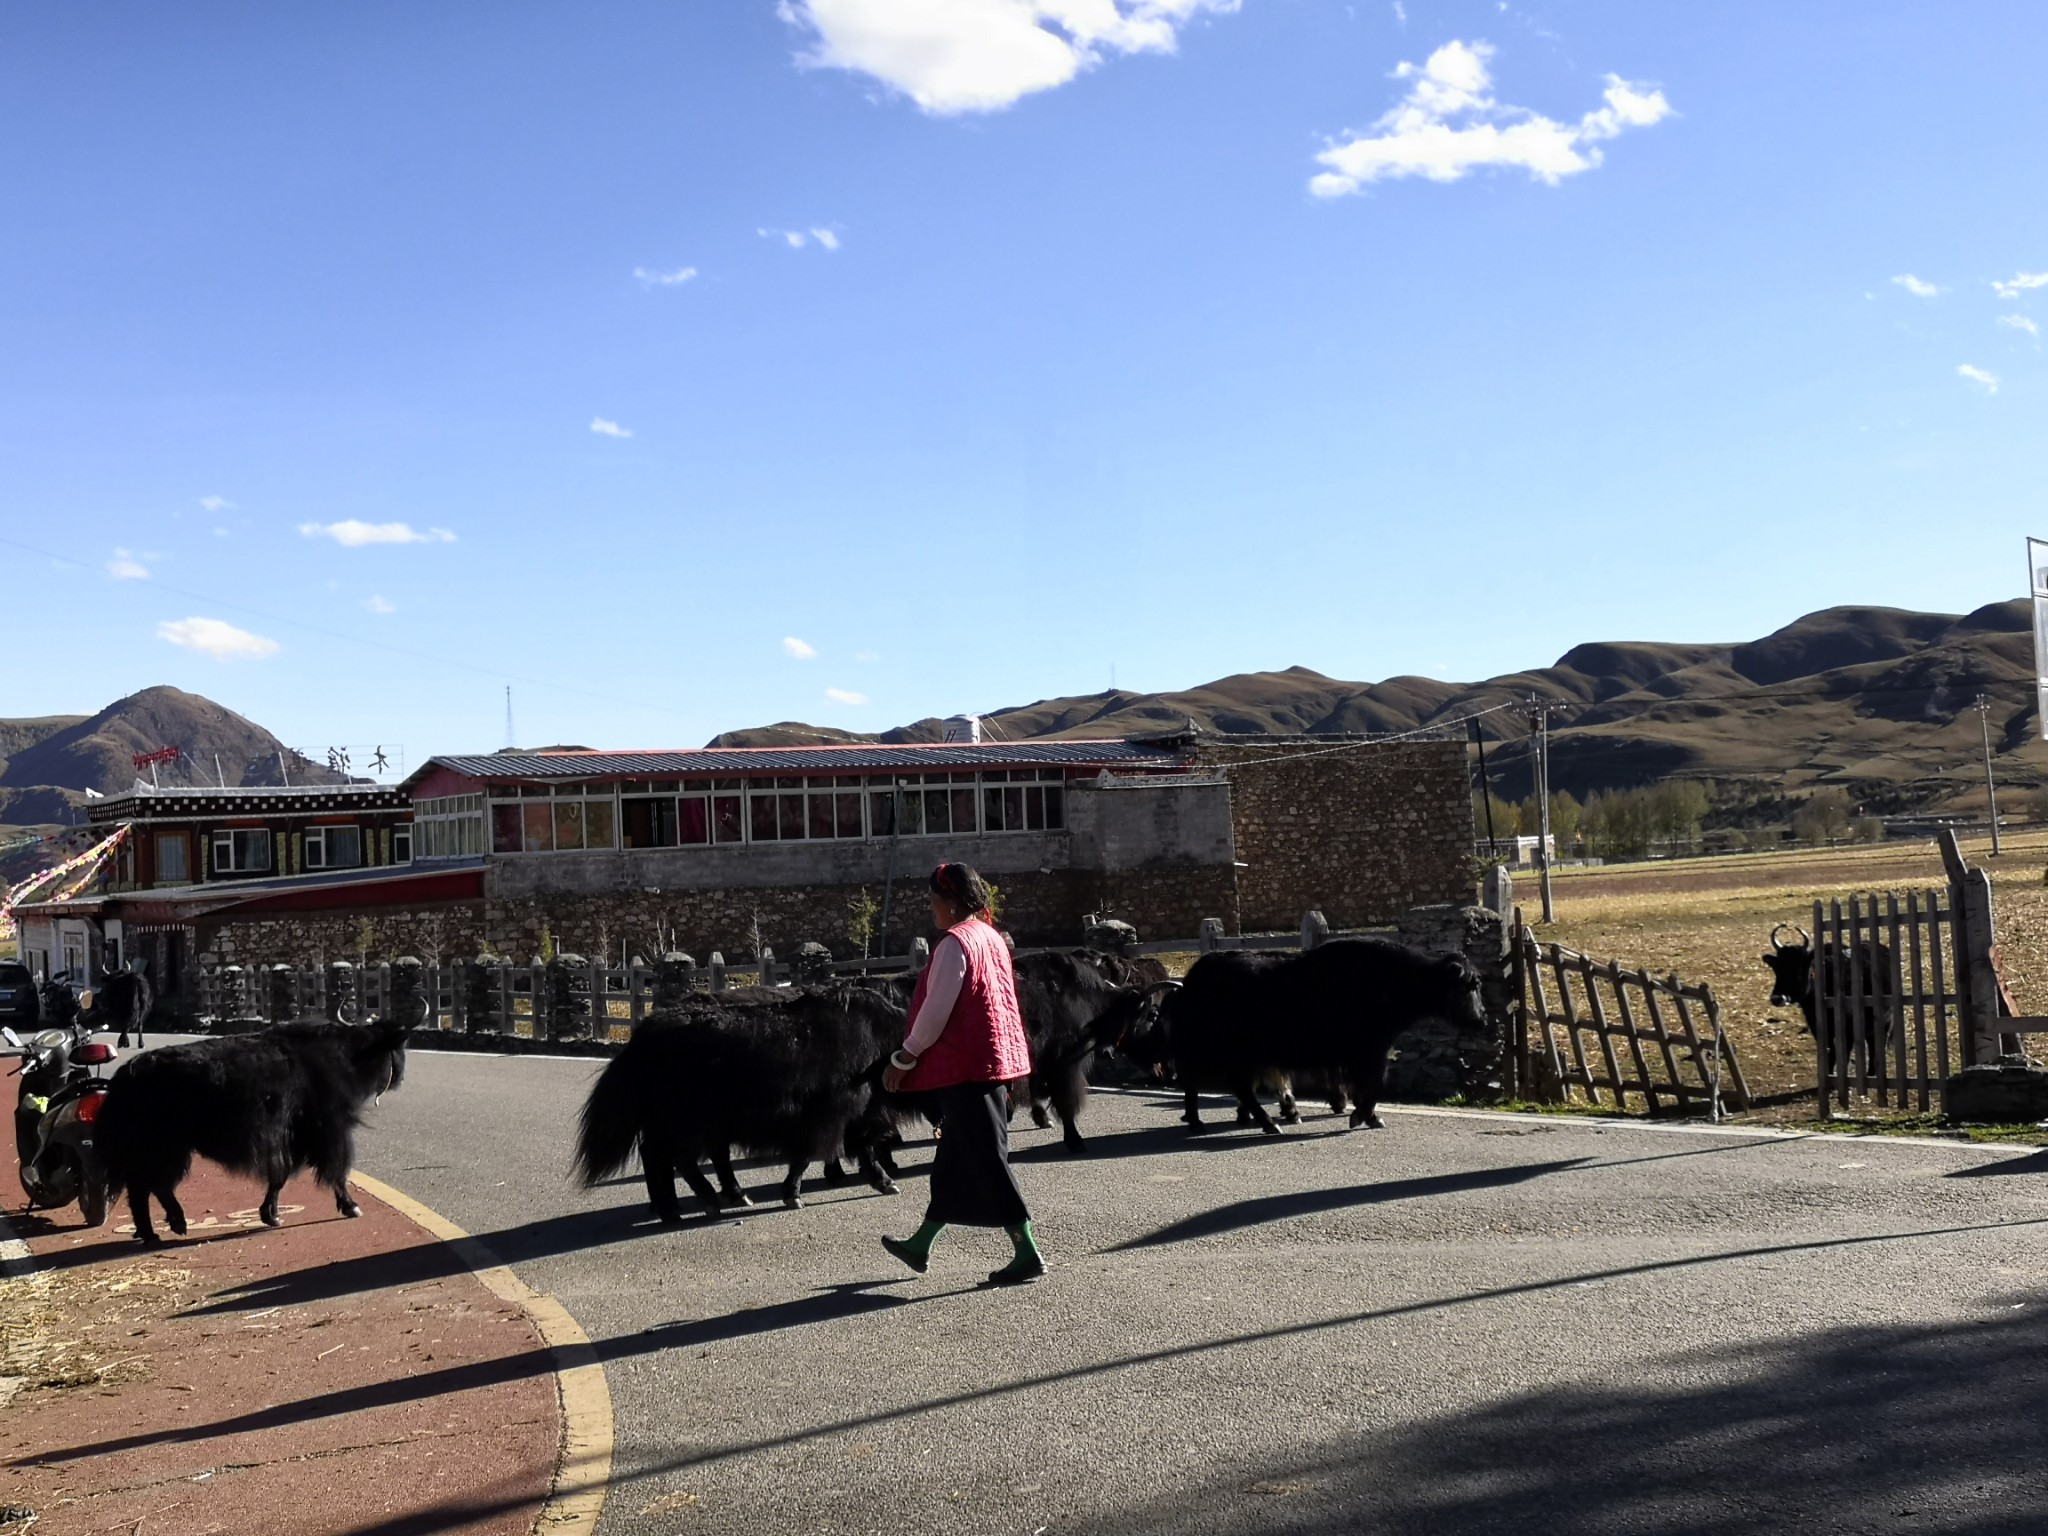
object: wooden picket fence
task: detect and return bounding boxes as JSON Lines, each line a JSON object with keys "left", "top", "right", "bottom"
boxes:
{"left": 1810, "top": 889, "right": 1961, "bottom": 1114}
{"left": 1516, "top": 923, "right": 1749, "bottom": 1118}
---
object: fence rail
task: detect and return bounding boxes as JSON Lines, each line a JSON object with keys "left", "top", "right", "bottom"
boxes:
{"left": 1517, "top": 927, "right": 1747, "bottom": 1118}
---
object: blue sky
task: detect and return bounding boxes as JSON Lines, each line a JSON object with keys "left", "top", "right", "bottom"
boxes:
{"left": 3, "top": 1, "right": 2043, "bottom": 769}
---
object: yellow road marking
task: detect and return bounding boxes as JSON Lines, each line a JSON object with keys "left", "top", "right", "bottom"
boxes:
{"left": 350, "top": 1172, "right": 612, "bottom": 1535}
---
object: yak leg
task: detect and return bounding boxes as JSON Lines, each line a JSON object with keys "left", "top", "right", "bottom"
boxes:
{"left": 1235, "top": 1082, "right": 1281, "bottom": 1137}
{"left": 1347, "top": 1049, "right": 1390, "bottom": 1130}
{"left": 258, "top": 1179, "right": 286, "bottom": 1227}
{"left": 1276, "top": 1074, "right": 1302, "bottom": 1126}
{"left": 854, "top": 1141, "right": 899, "bottom": 1196}
{"left": 677, "top": 1156, "right": 725, "bottom": 1219}
{"left": 1182, "top": 1088, "right": 1211, "bottom": 1133}
{"left": 128, "top": 1187, "right": 161, "bottom": 1247}
{"left": 778, "top": 1162, "right": 805, "bottom": 1210}
{"left": 313, "top": 1126, "right": 361, "bottom": 1218}
{"left": 156, "top": 1183, "right": 188, "bottom": 1236}
{"left": 708, "top": 1145, "right": 753, "bottom": 1208}
{"left": 638, "top": 1133, "right": 687, "bottom": 1225}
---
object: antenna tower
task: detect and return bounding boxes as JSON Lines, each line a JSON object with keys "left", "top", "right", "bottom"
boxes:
{"left": 504, "top": 686, "right": 516, "bottom": 751}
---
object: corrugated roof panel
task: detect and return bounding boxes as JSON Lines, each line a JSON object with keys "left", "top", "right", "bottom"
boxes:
{"left": 422, "top": 740, "right": 1182, "bottom": 780}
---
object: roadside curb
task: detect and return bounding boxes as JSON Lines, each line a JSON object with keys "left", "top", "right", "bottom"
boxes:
{"left": 350, "top": 1173, "right": 613, "bottom": 1536}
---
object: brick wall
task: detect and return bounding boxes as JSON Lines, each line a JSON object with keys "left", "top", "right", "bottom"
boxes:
{"left": 1192, "top": 737, "right": 1474, "bottom": 933}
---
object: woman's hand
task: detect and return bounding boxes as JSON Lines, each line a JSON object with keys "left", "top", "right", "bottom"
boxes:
{"left": 882, "top": 1062, "right": 910, "bottom": 1093}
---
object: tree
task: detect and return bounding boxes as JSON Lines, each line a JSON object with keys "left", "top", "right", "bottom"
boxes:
{"left": 1650, "top": 780, "right": 1710, "bottom": 850}
{"left": 1791, "top": 788, "right": 1853, "bottom": 846}
{"left": 846, "top": 887, "right": 879, "bottom": 958}
{"left": 1473, "top": 792, "right": 1521, "bottom": 843}
{"left": 1547, "top": 790, "right": 1583, "bottom": 856}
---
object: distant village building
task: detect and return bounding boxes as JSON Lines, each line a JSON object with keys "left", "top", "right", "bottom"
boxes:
{"left": 9, "top": 730, "right": 1475, "bottom": 1020}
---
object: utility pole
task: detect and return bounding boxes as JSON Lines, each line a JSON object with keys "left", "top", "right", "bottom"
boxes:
{"left": 1977, "top": 694, "right": 2002, "bottom": 855}
{"left": 1528, "top": 698, "right": 1570, "bottom": 923}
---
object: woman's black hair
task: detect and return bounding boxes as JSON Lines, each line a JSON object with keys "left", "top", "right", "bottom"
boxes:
{"left": 929, "top": 862, "right": 992, "bottom": 917}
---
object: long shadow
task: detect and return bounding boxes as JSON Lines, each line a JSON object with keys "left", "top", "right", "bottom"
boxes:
{"left": 19, "top": 1280, "right": 957, "bottom": 1468}
{"left": 1012, "top": 1120, "right": 1348, "bottom": 1165}
{"left": 1108, "top": 1157, "right": 1594, "bottom": 1250}
{"left": 1948, "top": 1147, "right": 2048, "bottom": 1177}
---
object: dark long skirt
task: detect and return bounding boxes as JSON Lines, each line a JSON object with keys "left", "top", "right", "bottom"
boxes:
{"left": 925, "top": 1081, "right": 1030, "bottom": 1229}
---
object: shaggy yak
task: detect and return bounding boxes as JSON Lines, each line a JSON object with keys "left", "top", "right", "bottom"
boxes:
{"left": 1761, "top": 922, "right": 1896, "bottom": 1078}
{"left": 96, "top": 1018, "right": 409, "bottom": 1246}
{"left": 1124, "top": 936, "right": 1484, "bottom": 1134}
{"left": 1008, "top": 950, "right": 1176, "bottom": 1153}
{"left": 575, "top": 985, "right": 904, "bottom": 1222}
{"left": 87, "top": 967, "right": 154, "bottom": 1048}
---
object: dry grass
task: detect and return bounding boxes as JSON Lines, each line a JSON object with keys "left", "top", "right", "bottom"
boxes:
{"left": 1518, "top": 831, "right": 2048, "bottom": 1106}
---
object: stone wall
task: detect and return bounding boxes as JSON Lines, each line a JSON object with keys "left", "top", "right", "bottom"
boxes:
{"left": 1383, "top": 902, "right": 1511, "bottom": 1102}
{"left": 1193, "top": 737, "right": 1473, "bottom": 933}
{"left": 195, "top": 901, "right": 484, "bottom": 971}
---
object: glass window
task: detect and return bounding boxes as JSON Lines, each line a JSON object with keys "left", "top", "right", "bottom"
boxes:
{"left": 951, "top": 787, "right": 977, "bottom": 833}
{"left": 493, "top": 804, "right": 524, "bottom": 853}
{"left": 776, "top": 776, "right": 803, "bottom": 790}
{"left": 212, "top": 828, "right": 273, "bottom": 874}
{"left": 156, "top": 833, "right": 188, "bottom": 882}
{"left": 622, "top": 797, "right": 676, "bottom": 848}
{"left": 922, "top": 788, "right": 951, "bottom": 835}
{"left": 1043, "top": 785, "right": 1064, "bottom": 829}
{"left": 392, "top": 825, "right": 412, "bottom": 863}
{"left": 778, "top": 793, "right": 804, "bottom": 837}
{"left": 750, "top": 794, "right": 778, "bottom": 842}
{"left": 584, "top": 799, "right": 615, "bottom": 850}
{"left": 807, "top": 793, "right": 835, "bottom": 840}
{"left": 305, "top": 826, "right": 362, "bottom": 869}
{"left": 678, "top": 797, "right": 709, "bottom": 845}
{"left": 522, "top": 802, "right": 553, "bottom": 853}
{"left": 836, "top": 792, "right": 863, "bottom": 837}
{"left": 713, "top": 794, "right": 744, "bottom": 842}
{"left": 554, "top": 800, "right": 585, "bottom": 851}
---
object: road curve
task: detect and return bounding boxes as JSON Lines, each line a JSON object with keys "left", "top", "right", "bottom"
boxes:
{"left": 356, "top": 1048, "right": 2048, "bottom": 1535}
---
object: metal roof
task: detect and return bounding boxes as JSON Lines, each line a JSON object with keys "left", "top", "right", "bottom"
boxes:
{"left": 416, "top": 740, "right": 1184, "bottom": 781}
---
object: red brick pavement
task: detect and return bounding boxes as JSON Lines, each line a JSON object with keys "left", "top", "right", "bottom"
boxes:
{"left": 0, "top": 1160, "right": 560, "bottom": 1536}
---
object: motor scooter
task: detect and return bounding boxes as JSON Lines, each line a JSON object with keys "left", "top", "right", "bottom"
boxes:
{"left": 4, "top": 1011, "right": 115, "bottom": 1226}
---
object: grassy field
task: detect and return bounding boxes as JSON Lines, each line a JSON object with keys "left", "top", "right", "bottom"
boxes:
{"left": 1517, "top": 830, "right": 2048, "bottom": 1111}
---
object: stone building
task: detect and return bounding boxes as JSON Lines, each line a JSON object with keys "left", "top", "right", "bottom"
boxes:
{"left": 14, "top": 730, "right": 1476, "bottom": 1010}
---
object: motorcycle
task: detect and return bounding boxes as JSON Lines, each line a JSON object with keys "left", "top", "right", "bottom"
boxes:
{"left": 5, "top": 1006, "right": 116, "bottom": 1227}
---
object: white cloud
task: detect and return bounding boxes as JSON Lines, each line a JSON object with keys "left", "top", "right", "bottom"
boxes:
{"left": 365, "top": 594, "right": 397, "bottom": 615}
{"left": 633, "top": 265, "right": 698, "bottom": 287}
{"left": 760, "top": 226, "right": 842, "bottom": 250}
{"left": 590, "top": 418, "right": 633, "bottom": 439}
{"left": 1310, "top": 39, "right": 1672, "bottom": 196}
{"left": 783, "top": 636, "right": 819, "bottom": 659}
{"left": 780, "top": 0, "right": 1238, "bottom": 116}
{"left": 854, "top": 649, "right": 881, "bottom": 662}
{"left": 298, "top": 520, "right": 457, "bottom": 546}
{"left": 1891, "top": 273, "right": 1942, "bottom": 298}
{"left": 811, "top": 227, "right": 841, "bottom": 250}
{"left": 1392, "top": 1, "right": 1406, "bottom": 22}
{"left": 2000, "top": 314, "right": 2040, "bottom": 339}
{"left": 198, "top": 495, "right": 234, "bottom": 513}
{"left": 157, "top": 616, "right": 280, "bottom": 660}
{"left": 106, "top": 548, "right": 150, "bottom": 581}
{"left": 1957, "top": 364, "right": 2000, "bottom": 394}
{"left": 824, "top": 687, "right": 869, "bottom": 705}
{"left": 1992, "top": 271, "right": 2048, "bottom": 300}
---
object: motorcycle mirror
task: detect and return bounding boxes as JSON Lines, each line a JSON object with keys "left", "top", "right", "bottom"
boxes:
{"left": 1, "top": 1028, "right": 19, "bottom": 1050}
{"left": 78, "top": 989, "right": 95, "bottom": 1012}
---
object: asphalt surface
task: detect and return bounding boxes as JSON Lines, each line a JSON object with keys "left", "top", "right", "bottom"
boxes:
{"left": 354, "top": 1049, "right": 2048, "bottom": 1536}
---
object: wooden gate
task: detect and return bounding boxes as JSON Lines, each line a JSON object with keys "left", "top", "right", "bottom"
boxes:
{"left": 1516, "top": 926, "right": 1750, "bottom": 1117}
{"left": 1810, "top": 889, "right": 1961, "bottom": 1114}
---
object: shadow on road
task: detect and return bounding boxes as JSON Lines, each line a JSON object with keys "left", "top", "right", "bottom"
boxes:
{"left": 1947, "top": 1147, "right": 2048, "bottom": 1178}
{"left": 1106, "top": 1157, "right": 1594, "bottom": 1250}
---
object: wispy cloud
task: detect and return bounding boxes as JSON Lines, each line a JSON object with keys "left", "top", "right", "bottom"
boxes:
{"left": 106, "top": 548, "right": 150, "bottom": 581}
{"left": 590, "top": 417, "right": 633, "bottom": 439}
{"left": 759, "top": 226, "right": 843, "bottom": 251}
{"left": 780, "top": 0, "right": 1238, "bottom": 116}
{"left": 783, "top": 636, "right": 818, "bottom": 659}
{"left": 853, "top": 649, "right": 880, "bottom": 663}
{"left": 1957, "top": 364, "right": 2000, "bottom": 394}
{"left": 1310, "top": 39, "right": 1672, "bottom": 196}
{"left": 1992, "top": 271, "right": 2048, "bottom": 300}
{"left": 198, "top": 495, "right": 235, "bottom": 513}
{"left": 299, "top": 520, "right": 457, "bottom": 546}
{"left": 824, "top": 687, "right": 868, "bottom": 706}
{"left": 1392, "top": 1, "right": 1407, "bottom": 22}
{"left": 365, "top": 594, "right": 397, "bottom": 615}
{"left": 157, "top": 616, "right": 279, "bottom": 660}
{"left": 1891, "top": 273, "right": 1943, "bottom": 298}
{"left": 633, "top": 265, "right": 698, "bottom": 287}
{"left": 1999, "top": 314, "right": 2040, "bottom": 339}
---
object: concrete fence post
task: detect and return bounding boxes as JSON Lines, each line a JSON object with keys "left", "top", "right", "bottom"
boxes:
{"left": 1300, "top": 911, "right": 1329, "bottom": 951}
{"left": 324, "top": 961, "right": 354, "bottom": 1023}
{"left": 910, "top": 937, "right": 930, "bottom": 972}
{"left": 1198, "top": 917, "right": 1224, "bottom": 954}
{"left": 390, "top": 956, "right": 424, "bottom": 1029}
{"left": 757, "top": 946, "right": 775, "bottom": 988}
{"left": 708, "top": 951, "right": 727, "bottom": 993}
{"left": 654, "top": 952, "right": 696, "bottom": 1013}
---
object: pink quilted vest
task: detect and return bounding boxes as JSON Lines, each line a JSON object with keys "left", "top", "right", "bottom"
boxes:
{"left": 901, "top": 917, "right": 1032, "bottom": 1092}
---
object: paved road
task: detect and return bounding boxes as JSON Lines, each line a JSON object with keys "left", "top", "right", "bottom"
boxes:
{"left": 356, "top": 1049, "right": 2048, "bottom": 1535}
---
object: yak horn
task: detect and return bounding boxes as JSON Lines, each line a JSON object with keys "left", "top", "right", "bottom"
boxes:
{"left": 1136, "top": 981, "right": 1182, "bottom": 1002}
{"left": 1769, "top": 924, "right": 1797, "bottom": 952}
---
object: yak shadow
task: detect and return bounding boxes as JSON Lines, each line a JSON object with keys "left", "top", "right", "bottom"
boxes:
{"left": 21, "top": 1279, "right": 957, "bottom": 1469}
{"left": 1013, "top": 1121, "right": 1348, "bottom": 1166}
{"left": 1107, "top": 1157, "right": 1594, "bottom": 1250}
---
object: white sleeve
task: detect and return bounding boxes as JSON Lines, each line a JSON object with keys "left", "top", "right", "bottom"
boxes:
{"left": 904, "top": 935, "right": 969, "bottom": 1056}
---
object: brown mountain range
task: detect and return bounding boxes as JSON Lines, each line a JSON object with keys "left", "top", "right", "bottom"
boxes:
{"left": 714, "top": 601, "right": 2043, "bottom": 814}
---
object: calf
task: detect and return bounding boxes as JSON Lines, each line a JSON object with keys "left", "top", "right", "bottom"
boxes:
{"left": 1124, "top": 937, "right": 1483, "bottom": 1134}
{"left": 96, "top": 1019, "right": 408, "bottom": 1246}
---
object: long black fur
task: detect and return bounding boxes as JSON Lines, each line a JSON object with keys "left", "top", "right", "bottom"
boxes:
{"left": 575, "top": 986, "right": 903, "bottom": 1222}
{"left": 1123, "top": 937, "right": 1484, "bottom": 1135}
{"left": 1009, "top": 950, "right": 1165, "bottom": 1153}
{"left": 96, "top": 1018, "right": 409, "bottom": 1245}
{"left": 90, "top": 967, "right": 154, "bottom": 1049}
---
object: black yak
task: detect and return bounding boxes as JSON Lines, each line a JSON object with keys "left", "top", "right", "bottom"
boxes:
{"left": 1761, "top": 923, "right": 1896, "bottom": 1078}
{"left": 86, "top": 967, "right": 153, "bottom": 1048}
{"left": 575, "top": 985, "right": 903, "bottom": 1222}
{"left": 96, "top": 1019, "right": 409, "bottom": 1246}
{"left": 1009, "top": 950, "right": 1175, "bottom": 1153}
{"left": 1123, "top": 936, "right": 1484, "bottom": 1134}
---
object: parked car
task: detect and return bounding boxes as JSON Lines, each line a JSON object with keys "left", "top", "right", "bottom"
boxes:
{"left": 0, "top": 963, "right": 40, "bottom": 1029}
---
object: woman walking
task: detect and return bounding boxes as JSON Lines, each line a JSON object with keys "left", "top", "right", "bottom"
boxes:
{"left": 880, "top": 862, "right": 1045, "bottom": 1286}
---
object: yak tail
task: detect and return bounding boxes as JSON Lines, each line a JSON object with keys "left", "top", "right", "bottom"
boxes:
{"left": 573, "top": 1050, "right": 647, "bottom": 1187}
{"left": 92, "top": 1084, "right": 135, "bottom": 1201}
